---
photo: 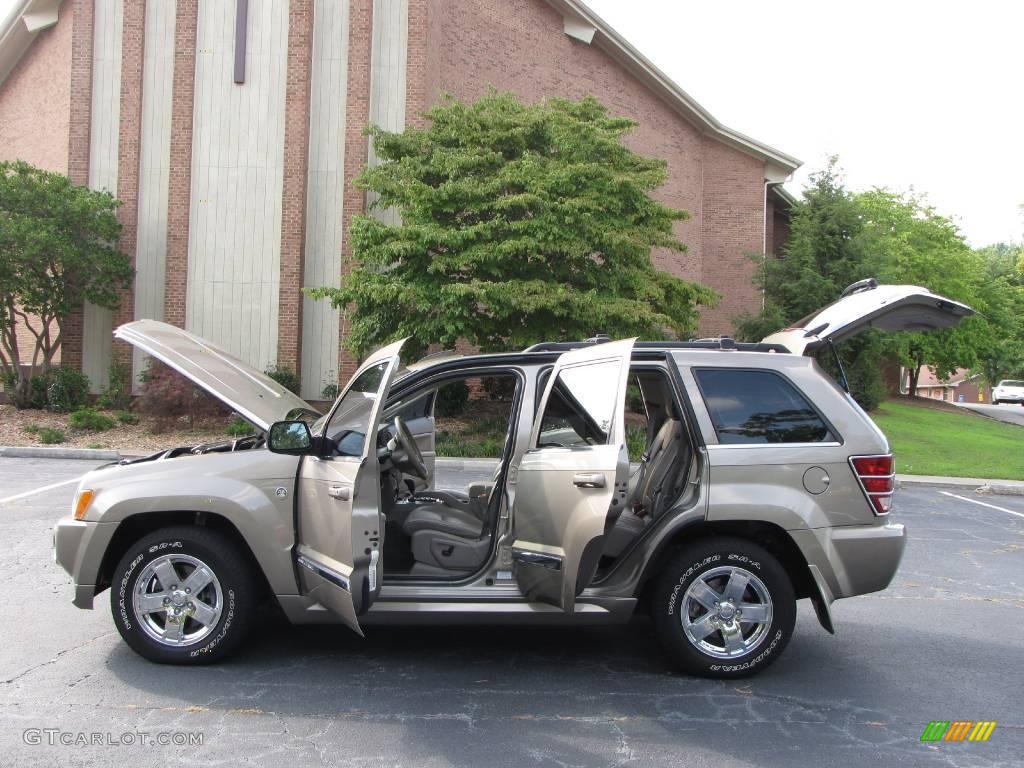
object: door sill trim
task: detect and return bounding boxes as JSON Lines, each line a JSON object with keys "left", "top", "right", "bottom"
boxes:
{"left": 297, "top": 554, "right": 350, "bottom": 592}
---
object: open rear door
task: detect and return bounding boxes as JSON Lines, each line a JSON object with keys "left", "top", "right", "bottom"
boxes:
{"left": 761, "top": 280, "right": 974, "bottom": 355}
{"left": 510, "top": 339, "right": 635, "bottom": 611}
{"left": 294, "top": 339, "right": 405, "bottom": 635}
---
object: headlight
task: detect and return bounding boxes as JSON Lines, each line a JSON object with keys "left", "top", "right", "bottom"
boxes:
{"left": 72, "top": 489, "right": 95, "bottom": 520}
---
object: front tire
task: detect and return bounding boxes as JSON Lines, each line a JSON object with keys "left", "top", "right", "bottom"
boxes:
{"left": 651, "top": 537, "right": 796, "bottom": 678}
{"left": 111, "top": 526, "right": 256, "bottom": 664}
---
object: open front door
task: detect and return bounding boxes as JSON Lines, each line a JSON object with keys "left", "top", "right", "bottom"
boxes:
{"left": 510, "top": 339, "right": 635, "bottom": 612}
{"left": 294, "top": 339, "right": 405, "bottom": 635}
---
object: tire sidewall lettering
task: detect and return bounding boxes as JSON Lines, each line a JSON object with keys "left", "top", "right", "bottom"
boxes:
{"left": 665, "top": 550, "right": 779, "bottom": 671}
{"left": 708, "top": 629, "right": 783, "bottom": 673}
{"left": 667, "top": 554, "right": 720, "bottom": 616}
{"left": 118, "top": 539, "right": 230, "bottom": 654}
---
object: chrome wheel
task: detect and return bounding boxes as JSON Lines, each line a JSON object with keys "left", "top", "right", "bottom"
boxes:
{"left": 680, "top": 565, "right": 773, "bottom": 659}
{"left": 133, "top": 554, "right": 223, "bottom": 647}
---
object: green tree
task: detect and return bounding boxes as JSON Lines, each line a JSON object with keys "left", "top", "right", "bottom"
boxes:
{"left": 0, "top": 161, "right": 131, "bottom": 408}
{"left": 307, "top": 92, "right": 716, "bottom": 356}
{"left": 857, "top": 189, "right": 984, "bottom": 394}
{"left": 736, "top": 159, "right": 888, "bottom": 408}
{"left": 972, "top": 242, "right": 1024, "bottom": 385}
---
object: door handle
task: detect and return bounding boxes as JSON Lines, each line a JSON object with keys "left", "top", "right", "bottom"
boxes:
{"left": 573, "top": 472, "right": 606, "bottom": 488}
{"left": 327, "top": 485, "right": 352, "bottom": 501}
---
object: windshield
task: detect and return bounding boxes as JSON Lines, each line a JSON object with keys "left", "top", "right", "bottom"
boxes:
{"left": 999, "top": 380, "right": 1024, "bottom": 388}
{"left": 310, "top": 364, "right": 412, "bottom": 437}
{"left": 319, "top": 362, "right": 389, "bottom": 457}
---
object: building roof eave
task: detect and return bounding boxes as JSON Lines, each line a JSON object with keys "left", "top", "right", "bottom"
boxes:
{"left": 0, "top": 0, "right": 63, "bottom": 89}
{"left": 545, "top": 0, "right": 801, "bottom": 174}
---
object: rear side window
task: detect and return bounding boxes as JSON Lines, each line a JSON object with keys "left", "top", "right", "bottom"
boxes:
{"left": 694, "top": 368, "right": 836, "bottom": 445}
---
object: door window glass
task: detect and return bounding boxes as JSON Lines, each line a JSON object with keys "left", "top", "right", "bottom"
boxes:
{"left": 537, "top": 360, "right": 621, "bottom": 447}
{"left": 694, "top": 368, "right": 836, "bottom": 444}
{"left": 323, "top": 362, "right": 389, "bottom": 456}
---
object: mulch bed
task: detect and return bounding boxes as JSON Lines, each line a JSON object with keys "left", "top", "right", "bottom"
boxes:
{"left": 0, "top": 404, "right": 239, "bottom": 455}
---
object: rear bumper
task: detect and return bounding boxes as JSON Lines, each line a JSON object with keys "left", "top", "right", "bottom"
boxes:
{"left": 993, "top": 394, "right": 1024, "bottom": 403}
{"left": 791, "top": 521, "right": 906, "bottom": 601}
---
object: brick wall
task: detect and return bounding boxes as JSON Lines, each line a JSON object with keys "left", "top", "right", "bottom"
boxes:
{"left": 338, "top": 0, "right": 375, "bottom": 378}
{"left": 0, "top": 4, "right": 76, "bottom": 371}
{"left": 277, "top": 0, "right": 314, "bottom": 375}
{"left": 62, "top": 0, "right": 96, "bottom": 372}
{"left": 0, "top": 3, "right": 74, "bottom": 172}
{"left": 112, "top": 0, "right": 147, "bottom": 367}
{"left": 420, "top": 0, "right": 774, "bottom": 336}
{"left": 697, "top": 137, "right": 765, "bottom": 335}
{"left": 164, "top": 0, "right": 198, "bottom": 329}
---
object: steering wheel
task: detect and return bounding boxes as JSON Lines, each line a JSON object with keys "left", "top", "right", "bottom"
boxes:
{"left": 392, "top": 416, "right": 428, "bottom": 480}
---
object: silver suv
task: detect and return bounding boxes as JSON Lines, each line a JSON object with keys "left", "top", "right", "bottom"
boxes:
{"left": 53, "top": 281, "right": 972, "bottom": 677}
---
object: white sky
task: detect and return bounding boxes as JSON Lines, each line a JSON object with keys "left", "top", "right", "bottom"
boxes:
{"left": 4, "top": 0, "right": 1019, "bottom": 246}
{"left": 585, "top": 0, "right": 1024, "bottom": 247}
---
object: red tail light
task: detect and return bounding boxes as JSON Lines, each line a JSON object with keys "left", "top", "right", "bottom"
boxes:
{"left": 849, "top": 454, "right": 894, "bottom": 515}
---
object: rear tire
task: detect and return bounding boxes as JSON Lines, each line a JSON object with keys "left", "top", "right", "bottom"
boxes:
{"left": 651, "top": 537, "right": 796, "bottom": 678}
{"left": 111, "top": 526, "right": 256, "bottom": 664}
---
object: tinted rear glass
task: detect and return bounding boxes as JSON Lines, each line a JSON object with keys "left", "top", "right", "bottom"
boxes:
{"left": 694, "top": 368, "right": 836, "bottom": 444}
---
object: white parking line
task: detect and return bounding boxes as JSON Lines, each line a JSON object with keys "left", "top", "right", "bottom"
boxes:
{"left": 0, "top": 476, "right": 84, "bottom": 506}
{"left": 939, "top": 491, "right": 1024, "bottom": 520}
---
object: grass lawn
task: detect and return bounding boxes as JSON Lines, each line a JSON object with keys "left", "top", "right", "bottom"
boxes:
{"left": 870, "top": 400, "right": 1024, "bottom": 480}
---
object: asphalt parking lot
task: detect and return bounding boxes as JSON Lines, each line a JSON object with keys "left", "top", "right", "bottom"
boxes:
{"left": 0, "top": 455, "right": 1021, "bottom": 767}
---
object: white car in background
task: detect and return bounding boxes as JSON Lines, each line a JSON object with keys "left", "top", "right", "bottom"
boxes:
{"left": 992, "top": 380, "right": 1024, "bottom": 405}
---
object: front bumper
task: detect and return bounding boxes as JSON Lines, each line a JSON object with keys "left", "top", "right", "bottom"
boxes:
{"left": 790, "top": 520, "right": 907, "bottom": 601}
{"left": 53, "top": 516, "right": 117, "bottom": 609}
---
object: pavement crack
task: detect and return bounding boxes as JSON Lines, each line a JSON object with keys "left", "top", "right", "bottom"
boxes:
{"left": 0, "top": 631, "right": 116, "bottom": 685}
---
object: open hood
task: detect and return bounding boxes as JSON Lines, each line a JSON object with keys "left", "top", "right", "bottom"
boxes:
{"left": 115, "top": 320, "right": 320, "bottom": 431}
{"left": 761, "top": 280, "right": 975, "bottom": 355}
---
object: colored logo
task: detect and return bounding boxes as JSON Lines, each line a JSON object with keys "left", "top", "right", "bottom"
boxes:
{"left": 920, "top": 721, "right": 996, "bottom": 742}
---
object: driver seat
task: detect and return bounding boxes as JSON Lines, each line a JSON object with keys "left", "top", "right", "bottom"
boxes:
{"left": 401, "top": 488, "right": 497, "bottom": 574}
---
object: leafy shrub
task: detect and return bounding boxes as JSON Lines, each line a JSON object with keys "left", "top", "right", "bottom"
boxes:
{"left": 265, "top": 363, "right": 300, "bottom": 395}
{"left": 23, "top": 423, "right": 39, "bottom": 434}
{"left": 137, "top": 360, "right": 225, "bottom": 428}
{"left": 47, "top": 368, "right": 91, "bottom": 412}
{"left": 435, "top": 432, "right": 504, "bottom": 459}
{"left": 8, "top": 369, "right": 53, "bottom": 409}
{"left": 38, "top": 427, "right": 65, "bottom": 444}
{"left": 115, "top": 410, "right": 139, "bottom": 425}
{"left": 435, "top": 381, "right": 470, "bottom": 417}
{"left": 483, "top": 376, "right": 515, "bottom": 402}
{"left": 321, "top": 383, "right": 339, "bottom": 400}
{"left": 225, "top": 418, "right": 253, "bottom": 437}
{"left": 626, "top": 381, "right": 645, "bottom": 414}
{"left": 69, "top": 407, "right": 116, "bottom": 432}
{"left": 96, "top": 361, "right": 133, "bottom": 410}
{"left": 626, "top": 422, "right": 647, "bottom": 463}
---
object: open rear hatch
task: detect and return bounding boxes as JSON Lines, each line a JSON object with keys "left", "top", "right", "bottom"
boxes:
{"left": 761, "top": 279, "right": 975, "bottom": 355}
{"left": 115, "top": 320, "right": 320, "bottom": 431}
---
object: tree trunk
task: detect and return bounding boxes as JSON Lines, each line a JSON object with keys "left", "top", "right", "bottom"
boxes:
{"left": 11, "top": 373, "right": 32, "bottom": 410}
{"left": 908, "top": 365, "right": 921, "bottom": 397}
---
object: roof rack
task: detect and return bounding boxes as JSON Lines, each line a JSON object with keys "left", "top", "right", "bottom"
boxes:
{"left": 522, "top": 338, "right": 790, "bottom": 354}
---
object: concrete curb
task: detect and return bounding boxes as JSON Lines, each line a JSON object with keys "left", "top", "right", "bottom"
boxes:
{"left": 896, "top": 474, "right": 1024, "bottom": 496}
{"left": 0, "top": 446, "right": 121, "bottom": 461}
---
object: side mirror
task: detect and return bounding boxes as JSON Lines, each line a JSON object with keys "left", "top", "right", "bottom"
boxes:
{"left": 267, "top": 420, "right": 314, "bottom": 455}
